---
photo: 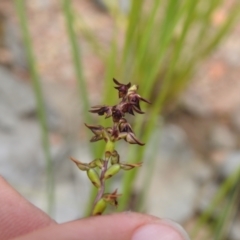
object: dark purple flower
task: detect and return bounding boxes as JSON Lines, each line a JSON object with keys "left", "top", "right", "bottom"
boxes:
{"left": 112, "top": 105, "right": 124, "bottom": 122}
{"left": 113, "top": 78, "right": 131, "bottom": 98}
{"left": 120, "top": 102, "right": 145, "bottom": 115}
{"left": 127, "top": 93, "right": 151, "bottom": 111}
{"left": 118, "top": 118, "right": 133, "bottom": 133}
{"left": 120, "top": 102, "right": 135, "bottom": 115}
{"left": 89, "top": 105, "right": 112, "bottom": 118}
{"left": 85, "top": 123, "right": 108, "bottom": 142}
{"left": 117, "top": 131, "right": 145, "bottom": 146}
{"left": 125, "top": 132, "right": 145, "bottom": 146}
{"left": 111, "top": 124, "right": 119, "bottom": 139}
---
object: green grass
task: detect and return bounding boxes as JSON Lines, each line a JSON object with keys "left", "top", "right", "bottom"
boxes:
{"left": 15, "top": 0, "right": 55, "bottom": 215}
{"left": 62, "top": 0, "right": 91, "bottom": 125}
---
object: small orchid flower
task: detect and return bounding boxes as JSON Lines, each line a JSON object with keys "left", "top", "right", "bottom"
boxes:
{"left": 70, "top": 78, "right": 149, "bottom": 215}
{"left": 113, "top": 78, "right": 131, "bottom": 98}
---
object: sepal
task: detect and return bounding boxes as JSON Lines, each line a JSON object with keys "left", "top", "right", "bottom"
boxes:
{"left": 120, "top": 162, "right": 142, "bottom": 170}
{"left": 89, "top": 105, "right": 112, "bottom": 118}
{"left": 125, "top": 132, "right": 145, "bottom": 146}
{"left": 85, "top": 123, "right": 109, "bottom": 142}
{"left": 117, "top": 132, "right": 144, "bottom": 145}
{"left": 70, "top": 157, "right": 90, "bottom": 171}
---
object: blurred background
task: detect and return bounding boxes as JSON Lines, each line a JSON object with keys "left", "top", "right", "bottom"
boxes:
{"left": 0, "top": 0, "right": 240, "bottom": 239}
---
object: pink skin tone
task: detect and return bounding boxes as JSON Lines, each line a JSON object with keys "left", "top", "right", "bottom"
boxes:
{"left": 0, "top": 176, "right": 189, "bottom": 240}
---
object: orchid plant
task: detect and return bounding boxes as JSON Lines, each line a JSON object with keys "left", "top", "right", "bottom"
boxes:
{"left": 70, "top": 79, "right": 150, "bottom": 215}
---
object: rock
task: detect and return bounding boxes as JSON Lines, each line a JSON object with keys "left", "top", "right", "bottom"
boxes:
{"left": 181, "top": 28, "right": 240, "bottom": 117}
{"left": 158, "top": 124, "right": 194, "bottom": 162}
{"left": 52, "top": 143, "right": 93, "bottom": 222}
{"left": 0, "top": 103, "right": 17, "bottom": 131}
{"left": 4, "top": 19, "right": 28, "bottom": 69}
{"left": 136, "top": 124, "right": 202, "bottom": 222}
{"left": 231, "top": 107, "right": 240, "bottom": 132}
{"left": 190, "top": 158, "right": 213, "bottom": 184}
{"left": 0, "top": 120, "right": 45, "bottom": 186}
{"left": 0, "top": 68, "right": 41, "bottom": 187}
{"left": 196, "top": 182, "right": 218, "bottom": 213}
{"left": 218, "top": 151, "right": 240, "bottom": 178}
{"left": 0, "top": 66, "right": 36, "bottom": 118}
{"left": 44, "top": 103, "right": 62, "bottom": 132}
{"left": 54, "top": 181, "right": 90, "bottom": 222}
{"left": 145, "top": 168, "right": 198, "bottom": 222}
{"left": 229, "top": 217, "right": 240, "bottom": 240}
{"left": 208, "top": 124, "right": 236, "bottom": 150}
{"left": 0, "top": 67, "right": 70, "bottom": 220}
{"left": 0, "top": 66, "right": 62, "bottom": 131}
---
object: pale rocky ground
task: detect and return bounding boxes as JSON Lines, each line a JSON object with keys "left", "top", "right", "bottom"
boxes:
{"left": 0, "top": 1, "right": 240, "bottom": 239}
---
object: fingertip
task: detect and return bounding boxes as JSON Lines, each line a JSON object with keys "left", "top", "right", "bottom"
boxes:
{"left": 12, "top": 212, "right": 190, "bottom": 240}
{"left": 159, "top": 219, "right": 191, "bottom": 240}
{"left": 0, "top": 176, "right": 55, "bottom": 240}
{"left": 117, "top": 212, "right": 190, "bottom": 240}
{"left": 132, "top": 221, "right": 190, "bottom": 240}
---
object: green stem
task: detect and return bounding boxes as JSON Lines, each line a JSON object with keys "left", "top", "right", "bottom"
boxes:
{"left": 91, "top": 141, "right": 115, "bottom": 215}
{"left": 62, "top": 0, "right": 91, "bottom": 124}
{"left": 15, "top": 0, "right": 55, "bottom": 215}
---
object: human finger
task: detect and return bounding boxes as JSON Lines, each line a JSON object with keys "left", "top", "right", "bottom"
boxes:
{"left": 0, "top": 176, "right": 55, "bottom": 240}
{"left": 13, "top": 212, "right": 190, "bottom": 240}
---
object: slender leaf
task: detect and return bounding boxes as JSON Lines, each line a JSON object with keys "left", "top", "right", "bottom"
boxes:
{"left": 15, "top": 0, "right": 55, "bottom": 215}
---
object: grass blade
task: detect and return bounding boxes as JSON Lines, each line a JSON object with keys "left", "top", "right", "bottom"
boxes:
{"left": 62, "top": 0, "right": 91, "bottom": 124}
{"left": 191, "top": 166, "right": 240, "bottom": 238}
{"left": 15, "top": 0, "right": 55, "bottom": 215}
{"left": 214, "top": 183, "right": 239, "bottom": 240}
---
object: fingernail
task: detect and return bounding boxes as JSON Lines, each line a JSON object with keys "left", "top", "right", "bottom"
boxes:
{"left": 132, "top": 220, "right": 190, "bottom": 240}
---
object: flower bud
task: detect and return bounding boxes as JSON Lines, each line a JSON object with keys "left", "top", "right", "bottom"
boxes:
{"left": 87, "top": 169, "right": 101, "bottom": 188}
{"left": 111, "top": 150, "right": 120, "bottom": 165}
{"left": 120, "top": 162, "right": 142, "bottom": 170}
{"left": 105, "top": 140, "right": 114, "bottom": 154}
{"left": 70, "top": 157, "right": 90, "bottom": 171}
{"left": 104, "top": 164, "right": 121, "bottom": 179}
{"left": 92, "top": 198, "right": 107, "bottom": 215}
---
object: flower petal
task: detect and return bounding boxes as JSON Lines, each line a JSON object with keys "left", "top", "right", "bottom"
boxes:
{"left": 125, "top": 132, "right": 145, "bottom": 146}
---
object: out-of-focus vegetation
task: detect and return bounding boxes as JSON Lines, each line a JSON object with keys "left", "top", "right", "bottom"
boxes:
{"left": 15, "top": 0, "right": 240, "bottom": 239}
{"left": 15, "top": 0, "right": 55, "bottom": 215}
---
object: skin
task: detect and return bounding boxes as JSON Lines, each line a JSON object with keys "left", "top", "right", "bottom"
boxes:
{"left": 0, "top": 176, "right": 188, "bottom": 240}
